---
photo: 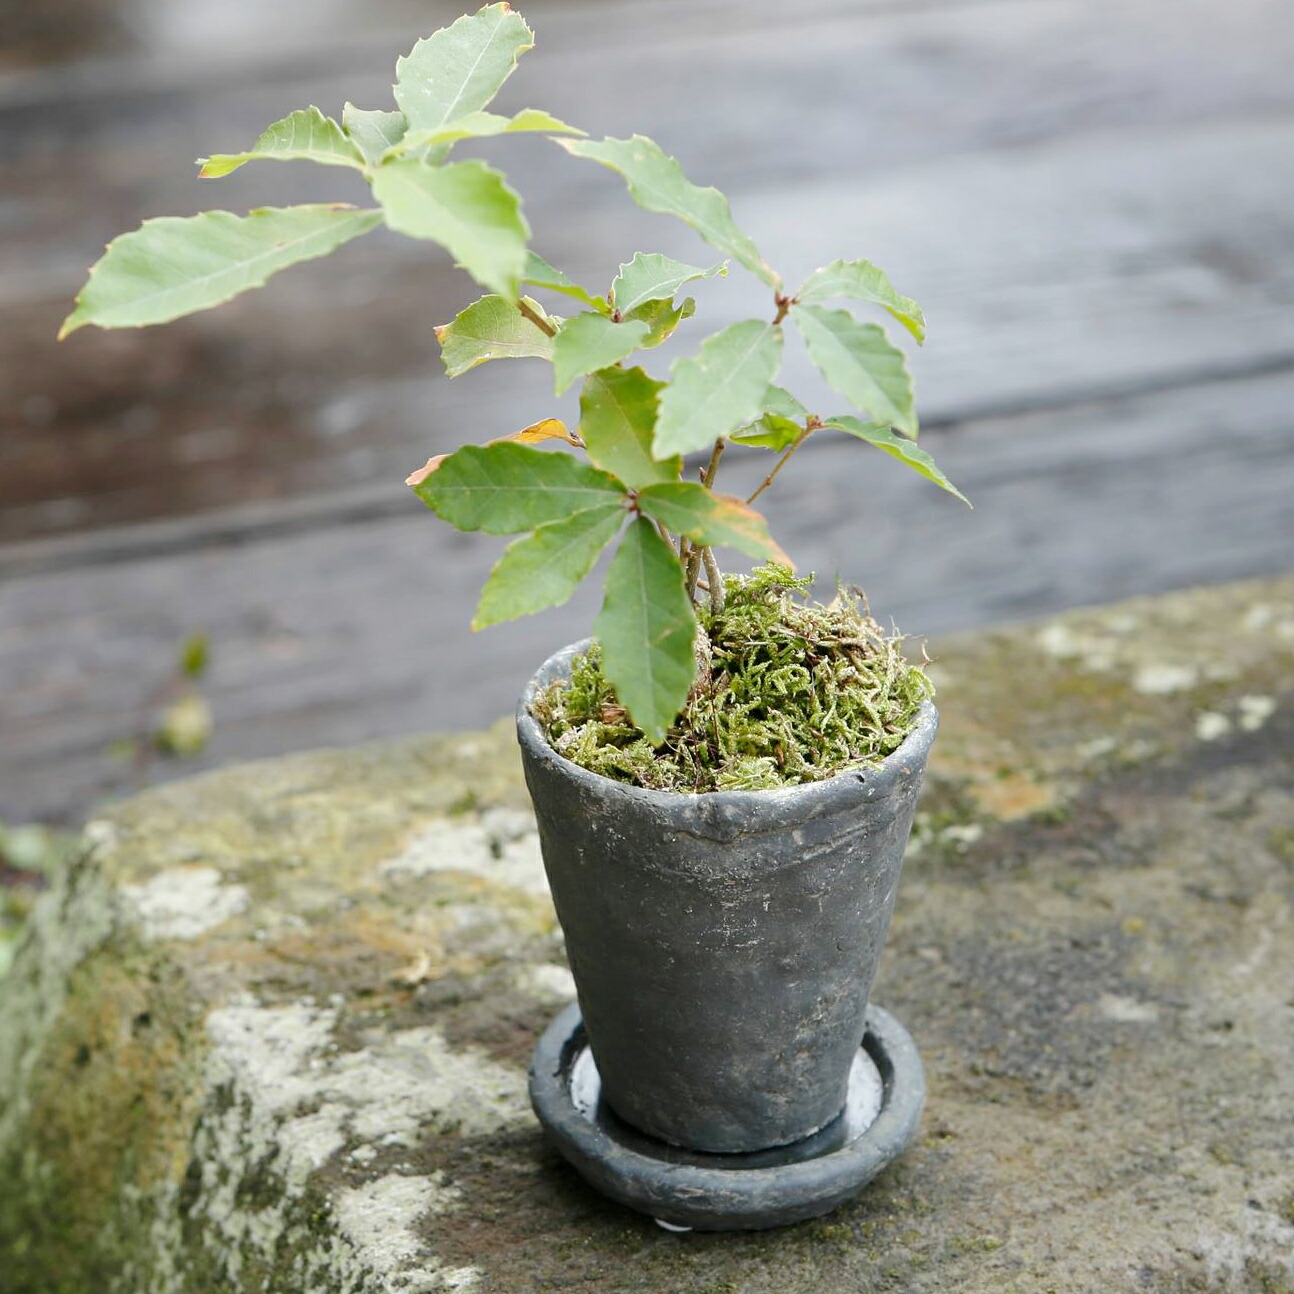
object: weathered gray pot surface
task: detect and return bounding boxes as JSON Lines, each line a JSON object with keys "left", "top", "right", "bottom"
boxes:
{"left": 517, "top": 640, "right": 937, "bottom": 1154}
{"left": 529, "top": 1001, "right": 926, "bottom": 1231}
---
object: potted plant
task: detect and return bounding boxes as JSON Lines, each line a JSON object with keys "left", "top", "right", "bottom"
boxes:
{"left": 61, "top": 4, "right": 968, "bottom": 1231}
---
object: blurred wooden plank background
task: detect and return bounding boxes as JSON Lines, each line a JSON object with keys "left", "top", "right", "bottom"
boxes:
{"left": 2, "top": 0, "right": 1293, "bottom": 821}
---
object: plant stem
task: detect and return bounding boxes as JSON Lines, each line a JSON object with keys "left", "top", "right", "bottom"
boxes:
{"left": 685, "top": 543, "right": 704, "bottom": 601}
{"left": 517, "top": 298, "right": 557, "bottom": 338}
{"left": 702, "top": 547, "right": 724, "bottom": 615}
{"left": 746, "top": 425, "right": 814, "bottom": 505}
{"left": 701, "top": 438, "right": 725, "bottom": 489}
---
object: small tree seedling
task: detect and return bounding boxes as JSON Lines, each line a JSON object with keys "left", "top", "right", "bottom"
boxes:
{"left": 62, "top": 4, "right": 968, "bottom": 745}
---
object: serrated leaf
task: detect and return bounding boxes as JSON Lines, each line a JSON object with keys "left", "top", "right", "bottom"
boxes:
{"left": 791, "top": 304, "right": 917, "bottom": 438}
{"left": 732, "top": 384, "right": 809, "bottom": 450}
{"left": 342, "top": 103, "right": 408, "bottom": 165}
{"left": 405, "top": 418, "right": 577, "bottom": 487}
{"left": 523, "top": 251, "right": 607, "bottom": 312}
{"left": 625, "top": 295, "right": 694, "bottom": 348}
{"left": 636, "top": 482, "right": 788, "bottom": 562}
{"left": 559, "top": 135, "right": 779, "bottom": 288}
{"left": 394, "top": 5, "right": 533, "bottom": 136}
{"left": 611, "top": 253, "right": 725, "bottom": 316}
{"left": 198, "top": 107, "right": 365, "bottom": 178}
{"left": 796, "top": 258, "right": 926, "bottom": 343}
{"left": 824, "top": 415, "right": 969, "bottom": 505}
{"left": 473, "top": 504, "right": 624, "bottom": 629}
{"left": 551, "top": 313, "right": 650, "bottom": 395}
{"left": 59, "top": 205, "right": 382, "bottom": 337}
{"left": 386, "top": 108, "right": 583, "bottom": 158}
{"left": 435, "top": 294, "right": 556, "bottom": 377}
{"left": 579, "top": 366, "right": 679, "bottom": 489}
{"left": 654, "top": 320, "right": 783, "bottom": 457}
{"left": 372, "top": 159, "right": 529, "bottom": 300}
{"left": 414, "top": 440, "right": 626, "bottom": 533}
{"left": 594, "top": 517, "right": 697, "bottom": 744}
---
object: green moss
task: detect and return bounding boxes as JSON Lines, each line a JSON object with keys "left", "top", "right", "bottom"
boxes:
{"left": 533, "top": 564, "right": 933, "bottom": 792}
{"left": 0, "top": 937, "right": 206, "bottom": 1294}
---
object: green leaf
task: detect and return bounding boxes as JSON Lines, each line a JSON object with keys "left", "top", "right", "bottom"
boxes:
{"left": 796, "top": 258, "right": 926, "bottom": 343}
{"left": 386, "top": 108, "right": 583, "bottom": 158}
{"left": 763, "top": 384, "right": 808, "bottom": 422}
{"left": 523, "top": 251, "right": 607, "bottom": 312}
{"left": 732, "top": 415, "right": 802, "bottom": 451}
{"left": 579, "top": 366, "right": 679, "bottom": 489}
{"left": 611, "top": 253, "right": 725, "bottom": 316}
{"left": 558, "top": 135, "right": 780, "bottom": 288}
{"left": 394, "top": 5, "right": 534, "bottom": 135}
{"left": 414, "top": 441, "right": 626, "bottom": 533}
{"left": 473, "top": 504, "right": 625, "bottom": 629}
{"left": 198, "top": 107, "right": 365, "bottom": 178}
{"left": 435, "top": 294, "right": 557, "bottom": 377}
{"left": 654, "top": 320, "right": 783, "bottom": 457}
{"left": 823, "top": 416, "right": 969, "bottom": 506}
{"left": 625, "top": 295, "right": 694, "bottom": 348}
{"left": 342, "top": 103, "right": 408, "bottom": 165}
{"left": 732, "top": 384, "right": 808, "bottom": 450}
{"left": 551, "top": 313, "right": 650, "bottom": 396}
{"left": 59, "top": 205, "right": 382, "bottom": 337}
{"left": 791, "top": 304, "right": 917, "bottom": 438}
{"left": 371, "top": 159, "right": 529, "bottom": 300}
{"left": 594, "top": 518, "right": 697, "bottom": 744}
{"left": 637, "top": 482, "right": 788, "bottom": 562}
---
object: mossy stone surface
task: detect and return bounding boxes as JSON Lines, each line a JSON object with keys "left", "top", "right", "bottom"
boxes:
{"left": 2, "top": 577, "right": 1293, "bottom": 1292}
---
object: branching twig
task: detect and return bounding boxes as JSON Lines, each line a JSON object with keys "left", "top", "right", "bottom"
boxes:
{"left": 746, "top": 422, "right": 817, "bottom": 505}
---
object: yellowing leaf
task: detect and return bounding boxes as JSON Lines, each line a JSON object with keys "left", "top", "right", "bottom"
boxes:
{"left": 413, "top": 440, "right": 626, "bottom": 533}
{"left": 636, "top": 482, "right": 788, "bottom": 563}
{"left": 405, "top": 419, "right": 578, "bottom": 486}
{"left": 510, "top": 418, "right": 578, "bottom": 446}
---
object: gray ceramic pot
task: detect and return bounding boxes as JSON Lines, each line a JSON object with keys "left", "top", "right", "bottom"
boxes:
{"left": 517, "top": 641, "right": 937, "bottom": 1155}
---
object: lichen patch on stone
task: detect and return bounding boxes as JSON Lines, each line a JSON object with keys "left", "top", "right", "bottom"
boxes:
{"left": 335, "top": 1173, "right": 477, "bottom": 1292}
{"left": 121, "top": 866, "right": 250, "bottom": 941}
{"left": 380, "top": 809, "right": 547, "bottom": 897}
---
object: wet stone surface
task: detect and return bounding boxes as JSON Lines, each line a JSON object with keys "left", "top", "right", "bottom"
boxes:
{"left": 1, "top": 575, "right": 1293, "bottom": 1292}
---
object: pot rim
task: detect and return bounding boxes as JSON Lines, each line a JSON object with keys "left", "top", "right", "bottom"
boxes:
{"left": 516, "top": 638, "right": 938, "bottom": 827}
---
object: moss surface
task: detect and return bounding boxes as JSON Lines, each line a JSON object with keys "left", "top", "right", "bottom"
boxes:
{"left": 534, "top": 564, "right": 933, "bottom": 791}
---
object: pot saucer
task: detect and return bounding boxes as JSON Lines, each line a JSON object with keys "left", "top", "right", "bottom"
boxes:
{"left": 529, "top": 1002, "right": 925, "bottom": 1231}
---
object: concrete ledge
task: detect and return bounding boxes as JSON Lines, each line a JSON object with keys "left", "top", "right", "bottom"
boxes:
{"left": 2, "top": 575, "right": 1293, "bottom": 1292}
